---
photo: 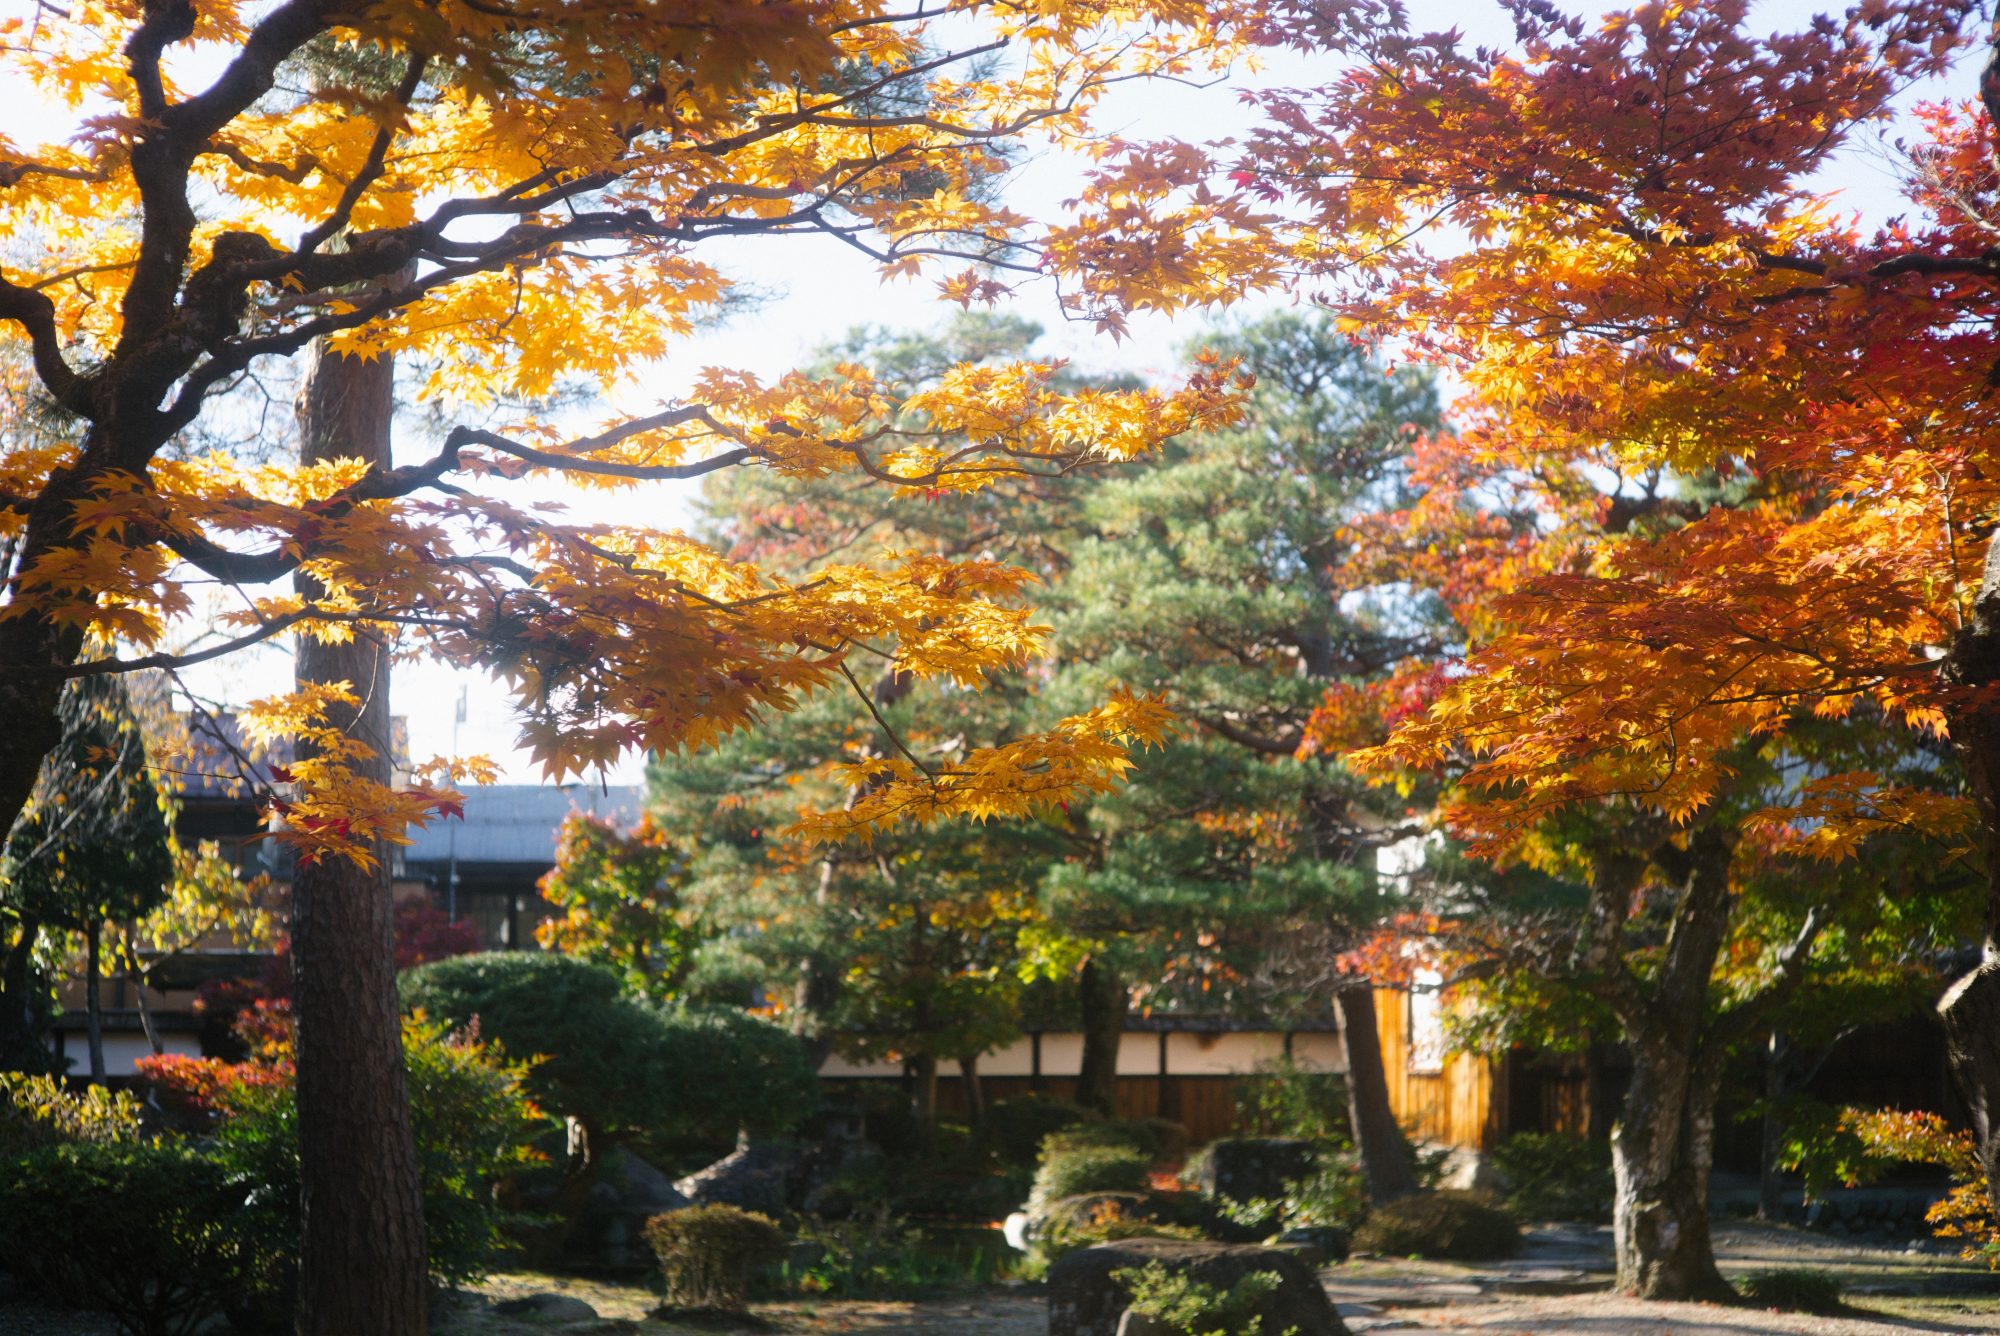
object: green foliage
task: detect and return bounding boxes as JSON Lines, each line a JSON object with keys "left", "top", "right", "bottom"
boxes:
{"left": 1352, "top": 1191, "right": 1520, "bottom": 1261}
{"left": 1740, "top": 1268, "right": 1845, "bottom": 1314}
{"left": 1220, "top": 1155, "right": 1367, "bottom": 1235}
{"left": 400, "top": 952, "right": 816, "bottom": 1142}
{"left": 0, "top": 1071, "right": 143, "bottom": 1155}
{"left": 535, "top": 812, "right": 698, "bottom": 1001}
{"left": 1030, "top": 1144, "right": 1152, "bottom": 1210}
{"left": 1112, "top": 1261, "right": 1297, "bottom": 1336}
{"left": 1232, "top": 1056, "right": 1351, "bottom": 1148}
{"left": 981, "top": 1095, "right": 1097, "bottom": 1165}
{"left": 783, "top": 1207, "right": 1015, "bottom": 1298}
{"left": 1037, "top": 1200, "right": 1205, "bottom": 1269}
{"left": 1043, "top": 1118, "right": 1163, "bottom": 1163}
{"left": 1489, "top": 1133, "right": 1613, "bottom": 1224}
{"left": 645, "top": 1204, "right": 787, "bottom": 1314}
{"left": 0, "top": 1141, "right": 280, "bottom": 1336}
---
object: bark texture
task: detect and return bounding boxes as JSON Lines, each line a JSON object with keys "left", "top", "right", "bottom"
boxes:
{"left": 290, "top": 339, "right": 429, "bottom": 1336}
{"left": 1335, "top": 983, "right": 1418, "bottom": 1204}
{"left": 1076, "top": 956, "right": 1126, "bottom": 1116}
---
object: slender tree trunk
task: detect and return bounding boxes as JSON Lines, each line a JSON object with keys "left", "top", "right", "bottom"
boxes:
{"left": 290, "top": 338, "right": 428, "bottom": 1336}
{"left": 1611, "top": 1037, "right": 1732, "bottom": 1300}
{"left": 1757, "top": 1033, "right": 1788, "bottom": 1222}
{"left": 959, "top": 1053, "right": 986, "bottom": 1126}
{"left": 910, "top": 1050, "right": 938, "bottom": 1127}
{"left": 1076, "top": 956, "right": 1125, "bottom": 1116}
{"left": 83, "top": 920, "right": 104, "bottom": 1080}
{"left": 1335, "top": 984, "right": 1418, "bottom": 1203}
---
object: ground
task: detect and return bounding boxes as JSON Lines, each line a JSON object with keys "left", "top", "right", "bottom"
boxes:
{"left": 9, "top": 1220, "right": 2000, "bottom": 1334}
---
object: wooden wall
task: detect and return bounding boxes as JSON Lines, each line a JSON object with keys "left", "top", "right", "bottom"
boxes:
{"left": 1372, "top": 986, "right": 1505, "bottom": 1151}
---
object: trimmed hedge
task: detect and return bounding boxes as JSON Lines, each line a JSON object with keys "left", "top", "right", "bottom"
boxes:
{"left": 1031, "top": 1145, "right": 1152, "bottom": 1211}
{"left": 645, "top": 1205, "right": 787, "bottom": 1313}
{"left": 1353, "top": 1190, "right": 1520, "bottom": 1261}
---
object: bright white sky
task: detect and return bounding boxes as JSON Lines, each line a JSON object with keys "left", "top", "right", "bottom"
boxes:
{"left": 0, "top": 0, "right": 1973, "bottom": 789}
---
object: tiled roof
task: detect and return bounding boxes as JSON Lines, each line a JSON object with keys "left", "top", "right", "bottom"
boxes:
{"left": 401, "top": 783, "right": 644, "bottom": 867}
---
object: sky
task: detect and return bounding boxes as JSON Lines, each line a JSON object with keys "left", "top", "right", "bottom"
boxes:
{"left": 1, "top": 0, "right": 1979, "bottom": 793}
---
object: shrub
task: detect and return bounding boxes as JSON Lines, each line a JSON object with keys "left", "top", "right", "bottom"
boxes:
{"left": 645, "top": 1204, "right": 787, "bottom": 1313}
{"left": 1043, "top": 1119, "right": 1161, "bottom": 1163}
{"left": 1221, "top": 1155, "right": 1367, "bottom": 1235}
{"left": 1490, "top": 1132, "right": 1613, "bottom": 1223}
{"left": 0, "top": 1072, "right": 143, "bottom": 1155}
{"left": 982, "top": 1095, "right": 1098, "bottom": 1165}
{"left": 1352, "top": 1190, "right": 1520, "bottom": 1261}
{"left": 1741, "top": 1268, "right": 1845, "bottom": 1314}
{"left": 401, "top": 952, "right": 816, "bottom": 1143}
{"left": 1113, "top": 1260, "right": 1288, "bottom": 1336}
{"left": 785, "top": 1205, "right": 1013, "bottom": 1298}
{"left": 0, "top": 1141, "right": 279, "bottom": 1336}
{"left": 1038, "top": 1199, "right": 1204, "bottom": 1267}
{"left": 1233, "top": 1056, "right": 1350, "bottom": 1148}
{"left": 1031, "top": 1145, "right": 1152, "bottom": 1210}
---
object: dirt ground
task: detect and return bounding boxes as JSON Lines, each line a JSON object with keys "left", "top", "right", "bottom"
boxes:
{"left": 11, "top": 1219, "right": 2000, "bottom": 1334}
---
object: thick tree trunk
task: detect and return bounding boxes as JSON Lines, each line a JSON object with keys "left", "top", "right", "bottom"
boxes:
{"left": 1076, "top": 956, "right": 1126, "bottom": 1116}
{"left": 1611, "top": 1040, "right": 1731, "bottom": 1301}
{"left": 84, "top": 921, "right": 104, "bottom": 1080}
{"left": 0, "top": 915, "right": 47, "bottom": 1071}
{"left": 290, "top": 339, "right": 429, "bottom": 1336}
{"left": 1335, "top": 984, "right": 1418, "bottom": 1204}
{"left": 1941, "top": 509, "right": 2000, "bottom": 1219}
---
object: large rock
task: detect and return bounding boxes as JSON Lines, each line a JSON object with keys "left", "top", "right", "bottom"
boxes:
{"left": 1431, "top": 1144, "right": 1508, "bottom": 1196}
{"left": 564, "top": 1148, "right": 694, "bottom": 1272}
{"left": 673, "top": 1136, "right": 796, "bottom": 1217}
{"left": 1195, "top": 1138, "right": 1318, "bottom": 1205}
{"left": 1047, "top": 1238, "right": 1347, "bottom": 1336}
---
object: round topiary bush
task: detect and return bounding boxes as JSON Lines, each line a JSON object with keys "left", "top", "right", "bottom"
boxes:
{"left": 1352, "top": 1190, "right": 1521, "bottom": 1261}
{"left": 1042, "top": 1120, "right": 1161, "bottom": 1163}
{"left": 400, "top": 952, "right": 817, "bottom": 1145}
{"left": 1031, "top": 1145, "right": 1152, "bottom": 1212}
{"left": 645, "top": 1204, "right": 787, "bottom": 1313}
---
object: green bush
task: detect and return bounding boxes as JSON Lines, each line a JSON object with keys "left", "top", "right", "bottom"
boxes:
{"left": 1030, "top": 1144, "right": 1151, "bottom": 1210}
{"left": 0, "top": 1072, "right": 143, "bottom": 1155}
{"left": 1043, "top": 1119, "right": 1161, "bottom": 1163}
{"left": 1233, "top": 1056, "right": 1350, "bottom": 1148}
{"left": 1352, "top": 1190, "right": 1520, "bottom": 1261}
{"left": 401, "top": 952, "right": 817, "bottom": 1143}
{"left": 1490, "top": 1132, "right": 1613, "bottom": 1223}
{"left": 784, "top": 1206, "right": 1013, "bottom": 1298}
{"left": 1221, "top": 1155, "right": 1366, "bottom": 1235}
{"left": 1037, "top": 1199, "right": 1204, "bottom": 1268}
{"left": 645, "top": 1204, "right": 787, "bottom": 1314}
{"left": 1113, "top": 1260, "right": 1288, "bottom": 1336}
{"left": 982, "top": 1095, "right": 1098, "bottom": 1165}
{"left": 0, "top": 1141, "right": 279, "bottom": 1336}
{"left": 1741, "top": 1268, "right": 1845, "bottom": 1314}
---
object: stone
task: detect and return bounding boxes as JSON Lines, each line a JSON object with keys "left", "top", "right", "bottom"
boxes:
{"left": 1047, "top": 1238, "right": 1349, "bottom": 1336}
{"left": 1431, "top": 1145, "right": 1508, "bottom": 1196}
{"left": 1195, "top": 1138, "right": 1318, "bottom": 1206}
{"left": 674, "top": 1135, "right": 796, "bottom": 1217}
{"left": 565, "top": 1148, "right": 693, "bottom": 1272}
{"left": 492, "top": 1292, "right": 602, "bottom": 1324}
{"left": 1276, "top": 1224, "right": 1351, "bottom": 1264}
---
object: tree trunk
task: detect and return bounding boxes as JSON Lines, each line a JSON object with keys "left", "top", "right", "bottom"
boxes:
{"left": 1335, "top": 984, "right": 1418, "bottom": 1204}
{"left": 1076, "top": 956, "right": 1125, "bottom": 1116}
{"left": 290, "top": 338, "right": 429, "bottom": 1336}
{"left": 959, "top": 1053, "right": 985, "bottom": 1126}
{"left": 910, "top": 1050, "right": 939, "bottom": 1127}
{"left": 1611, "top": 1039, "right": 1732, "bottom": 1301}
{"left": 84, "top": 920, "right": 104, "bottom": 1080}
{"left": 0, "top": 914, "right": 48, "bottom": 1071}
{"left": 1757, "top": 1033, "right": 1787, "bottom": 1223}
{"left": 1940, "top": 509, "right": 2000, "bottom": 1219}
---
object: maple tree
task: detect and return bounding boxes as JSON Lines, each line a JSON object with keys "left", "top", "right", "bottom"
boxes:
{"left": 535, "top": 811, "right": 698, "bottom": 1002}
{"left": 0, "top": 5, "right": 1273, "bottom": 1327}
{"left": 1229, "top": 0, "right": 1997, "bottom": 1301}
